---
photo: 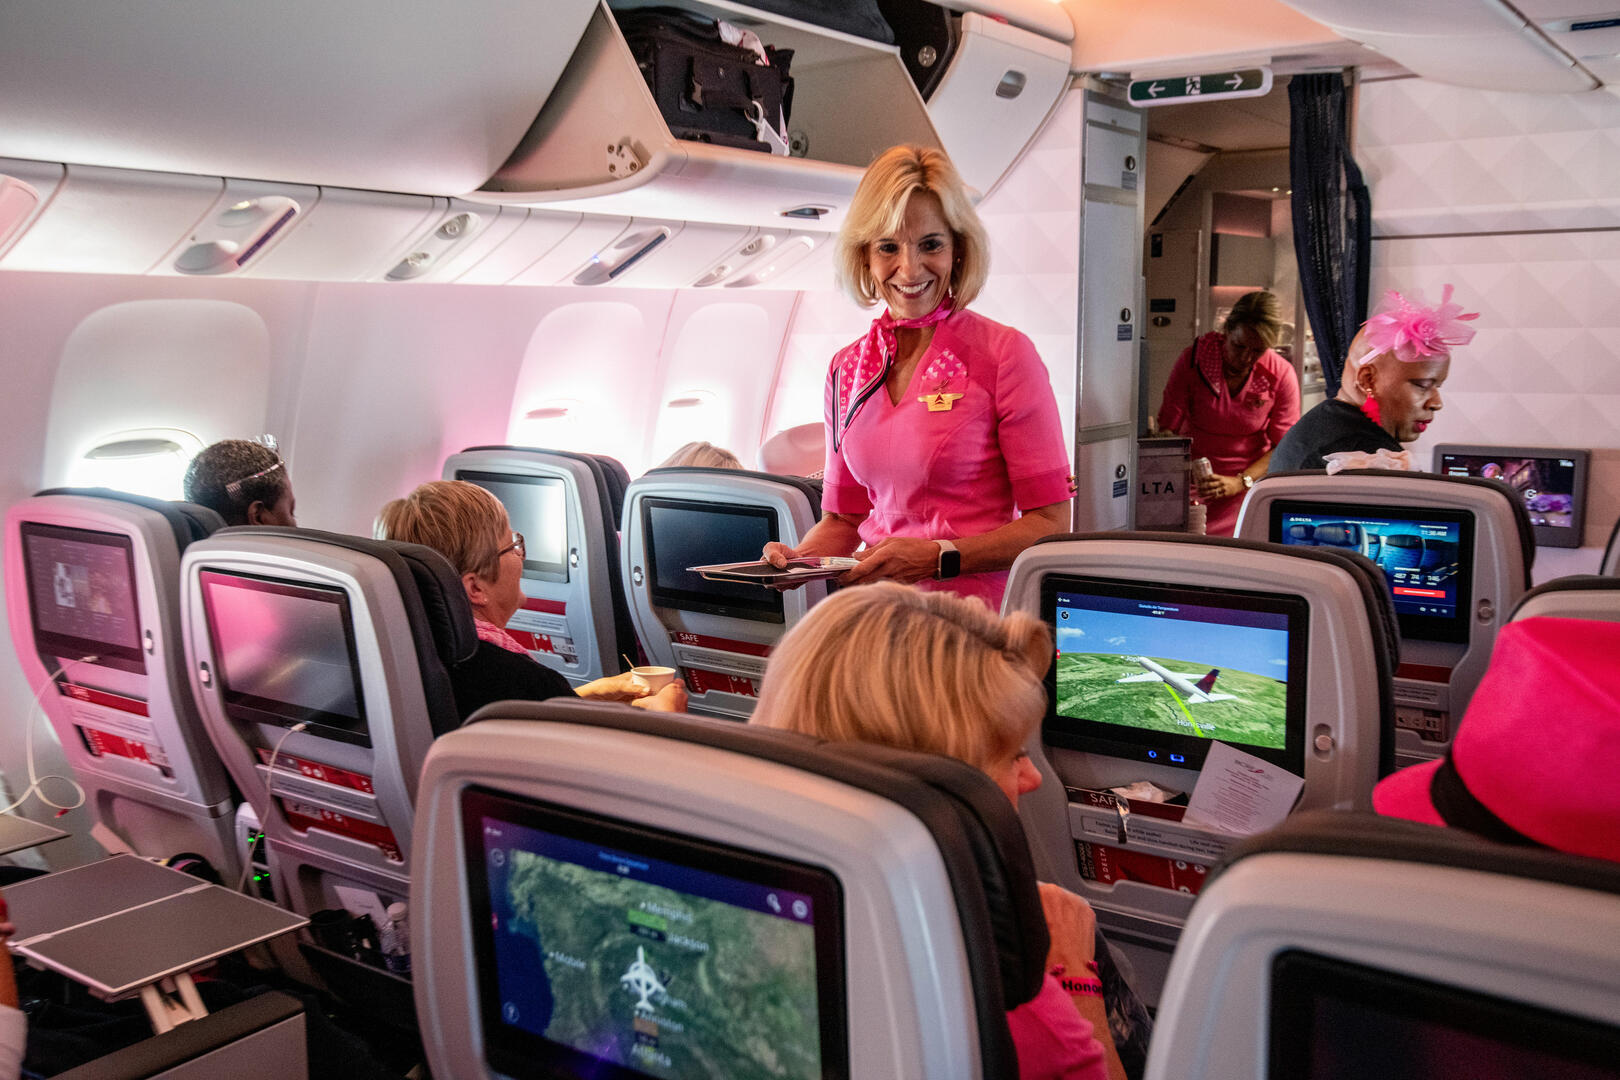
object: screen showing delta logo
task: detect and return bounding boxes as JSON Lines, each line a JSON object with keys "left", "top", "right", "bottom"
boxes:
{"left": 1277, "top": 511, "right": 1462, "bottom": 620}
{"left": 1051, "top": 589, "right": 1292, "bottom": 760}
{"left": 21, "top": 523, "right": 145, "bottom": 672}
{"left": 465, "top": 789, "right": 846, "bottom": 1080}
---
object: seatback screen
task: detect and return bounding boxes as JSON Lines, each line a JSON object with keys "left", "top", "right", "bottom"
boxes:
{"left": 1269, "top": 501, "right": 1474, "bottom": 644}
{"left": 1041, "top": 575, "right": 1308, "bottom": 773}
{"left": 641, "top": 498, "right": 784, "bottom": 623}
{"left": 1436, "top": 446, "right": 1586, "bottom": 548}
{"left": 198, "top": 570, "right": 369, "bottom": 747}
{"left": 463, "top": 787, "right": 847, "bottom": 1080}
{"left": 1270, "top": 950, "right": 1620, "bottom": 1079}
{"left": 459, "top": 471, "right": 570, "bottom": 584}
{"left": 20, "top": 523, "right": 146, "bottom": 674}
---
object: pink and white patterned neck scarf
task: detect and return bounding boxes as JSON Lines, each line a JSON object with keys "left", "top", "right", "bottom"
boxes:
{"left": 831, "top": 299, "right": 954, "bottom": 451}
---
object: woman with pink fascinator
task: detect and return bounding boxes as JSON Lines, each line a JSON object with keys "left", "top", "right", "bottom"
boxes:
{"left": 1270, "top": 285, "right": 1479, "bottom": 473}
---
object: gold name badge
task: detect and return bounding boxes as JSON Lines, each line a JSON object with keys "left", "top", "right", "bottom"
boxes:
{"left": 920, "top": 392, "right": 963, "bottom": 412}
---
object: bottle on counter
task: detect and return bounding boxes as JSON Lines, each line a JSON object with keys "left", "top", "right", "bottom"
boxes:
{"left": 380, "top": 900, "right": 411, "bottom": 976}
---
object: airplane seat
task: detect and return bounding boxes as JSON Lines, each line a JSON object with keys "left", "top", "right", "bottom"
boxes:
{"left": 1379, "top": 531, "right": 1424, "bottom": 571}
{"left": 1508, "top": 575, "right": 1620, "bottom": 623}
{"left": 1307, "top": 522, "right": 1363, "bottom": 553}
{"left": 1602, "top": 515, "right": 1620, "bottom": 576}
{"left": 180, "top": 526, "right": 477, "bottom": 922}
{"left": 52, "top": 990, "right": 309, "bottom": 1080}
{"left": 1002, "top": 532, "right": 1400, "bottom": 1004}
{"left": 412, "top": 697, "right": 1054, "bottom": 1079}
{"left": 621, "top": 466, "right": 827, "bottom": 719}
{"left": 442, "top": 446, "right": 637, "bottom": 685}
{"left": 1236, "top": 470, "right": 1533, "bottom": 771}
{"left": 1144, "top": 810, "right": 1620, "bottom": 1080}
{"left": 587, "top": 452, "right": 631, "bottom": 524}
{"left": 3, "top": 487, "right": 240, "bottom": 878}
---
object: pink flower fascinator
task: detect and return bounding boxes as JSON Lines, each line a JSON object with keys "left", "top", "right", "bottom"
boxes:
{"left": 1356, "top": 284, "right": 1479, "bottom": 366}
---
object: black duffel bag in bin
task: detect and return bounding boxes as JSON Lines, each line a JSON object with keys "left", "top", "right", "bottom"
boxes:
{"left": 618, "top": 8, "right": 794, "bottom": 154}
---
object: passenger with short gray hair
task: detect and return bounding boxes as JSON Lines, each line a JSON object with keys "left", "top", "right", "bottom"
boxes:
{"left": 377, "top": 481, "right": 686, "bottom": 719}
{"left": 183, "top": 438, "right": 296, "bottom": 526}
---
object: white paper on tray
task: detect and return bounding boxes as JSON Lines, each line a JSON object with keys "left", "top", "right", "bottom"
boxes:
{"left": 1182, "top": 741, "right": 1305, "bottom": 836}
{"left": 690, "top": 557, "right": 858, "bottom": 585}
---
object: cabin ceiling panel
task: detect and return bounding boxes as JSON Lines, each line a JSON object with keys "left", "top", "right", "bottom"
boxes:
{"left": 1279, "top": 0, "right": 1599, "bottom": 92}
{"left": 1060, "top": 0, "right": 1344, "bottom": 75}
{"left": 0, "top": 0, "right": 595, "bottom": 195}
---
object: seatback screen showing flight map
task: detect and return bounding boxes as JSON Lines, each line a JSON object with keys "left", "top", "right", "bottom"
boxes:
{"left": 1040, "top": 575, "right": 1308, "bottom": 774}
{"left": 462, "top": 786, "right": 848, "bottom": 1080}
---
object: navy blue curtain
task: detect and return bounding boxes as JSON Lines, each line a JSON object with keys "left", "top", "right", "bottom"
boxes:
{"left": 1289, "top": 73, "right": 1370, "bottom": 396}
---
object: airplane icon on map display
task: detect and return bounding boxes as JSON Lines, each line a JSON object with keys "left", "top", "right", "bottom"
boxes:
{"left": 1116, "top": 656, "right": 1238, "bottom": 704}
{"left": 620, "top": 946, "right": 668, "bottom": 1015}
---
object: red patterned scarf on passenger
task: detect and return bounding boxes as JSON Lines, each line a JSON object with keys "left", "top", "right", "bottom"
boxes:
{"left": 831, "top": 299, "right": 953, "bottom": 451}
{"left": 475, "top": 617, "right": 530, "bottom": 656}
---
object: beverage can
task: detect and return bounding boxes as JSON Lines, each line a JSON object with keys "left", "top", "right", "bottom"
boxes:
{"left": 1191, "top": 456, "right": 1213, "bottom": 481}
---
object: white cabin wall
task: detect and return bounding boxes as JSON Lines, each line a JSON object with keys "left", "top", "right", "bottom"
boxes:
{"left": 1358, "top": 77, "right": 1620, "bottom": 558}
{"left": 0, "top": 273, "right": 315, "bottom": 863}
{"left": 767, "top": 88, "right": 1085, "bottom": 472}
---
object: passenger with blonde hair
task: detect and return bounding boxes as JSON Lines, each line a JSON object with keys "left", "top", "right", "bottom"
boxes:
{"left": 656, "top": 441, "right": 744, "bottom": 470}
{"left": 762, "top": 144, "right": 1073, "bottom": 610}
{"left": 376, "top": 481, "right": 686, "bottom": 720}
{"left": 753, "top": 583, "right": 1148, "bottom": 1080}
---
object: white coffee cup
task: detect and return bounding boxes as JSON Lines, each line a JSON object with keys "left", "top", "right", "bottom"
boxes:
{"left": 629, "top": 665, "right": 676, "bottom": 693}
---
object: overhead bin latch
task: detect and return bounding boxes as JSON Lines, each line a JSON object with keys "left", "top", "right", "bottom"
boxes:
{"left": 606, "top": 139, "right": 647, "bottom": 180}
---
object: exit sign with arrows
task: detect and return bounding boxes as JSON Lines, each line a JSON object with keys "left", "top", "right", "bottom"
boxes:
{"left": 1128, "top": 67, "right": 1273, "bottom": 107}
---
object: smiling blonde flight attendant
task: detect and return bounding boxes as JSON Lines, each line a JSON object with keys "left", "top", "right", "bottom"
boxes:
{"left": 764, "top": 145, "right": 1074, "bottom": 609}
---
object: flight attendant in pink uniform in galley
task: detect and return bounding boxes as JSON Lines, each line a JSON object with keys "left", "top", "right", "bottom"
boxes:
{"left": 763, "top": 145, "right": 1075, "bottom": 610}
{"left": 1155, "top": 291, "right": 1301, "bottom": 537}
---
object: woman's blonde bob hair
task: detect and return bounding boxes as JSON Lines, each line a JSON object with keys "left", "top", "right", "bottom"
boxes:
{"left": 751, "top": 582, "right": 1051, "bottom": 772}
{"left": 658, "top": 441, "right": 744, "bottom": 471}
{"left": 375, "top": 480, "right": 509, "bottom": 582}
{"left": 836, "top": 145, "right": 990, "bottom": 312}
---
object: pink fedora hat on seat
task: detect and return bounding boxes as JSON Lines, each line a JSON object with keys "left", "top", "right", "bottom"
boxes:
{"left": 1373, "top": 616, "right": 1620, "bottom": 863}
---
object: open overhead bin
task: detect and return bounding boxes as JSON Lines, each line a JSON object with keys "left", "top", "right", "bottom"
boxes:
{"left": 472, "top": 0, "right": 1075, "bottom": 228}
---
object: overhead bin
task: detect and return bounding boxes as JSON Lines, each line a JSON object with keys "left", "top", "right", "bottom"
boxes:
{"left": 472, "top": 1, "right": 1076, "bottom": 227}
{"left": 0, "top": 0, "right": 599, "bottom": 195}
{"left": 1278, "top": 0, "right": 1599, "bottom": 93}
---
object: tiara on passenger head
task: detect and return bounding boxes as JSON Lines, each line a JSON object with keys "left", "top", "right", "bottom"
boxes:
{"left": 225, "top": 457, "right": 285, "bottom": 499}
{"left": 1356, "top": 284, "right": 1478, "bottom": 366}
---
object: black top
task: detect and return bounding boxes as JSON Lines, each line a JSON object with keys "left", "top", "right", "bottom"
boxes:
{"left": 1269, "top": 399, "right": 1403, "bottom": 472}
{"left": 448, "top": 641, "right": 574, "bottom": 723}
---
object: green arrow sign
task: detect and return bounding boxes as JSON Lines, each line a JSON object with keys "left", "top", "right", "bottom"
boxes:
{"left": 1128, "top": 67, "right": 1273, "bottom": 106}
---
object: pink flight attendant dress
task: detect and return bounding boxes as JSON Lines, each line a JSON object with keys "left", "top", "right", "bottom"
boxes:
{"left": 1157, "top": 333, "right": 1300, "bottom": 537}
{"left": 822, "top": 308, "right": 1073, "bottom": 610}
